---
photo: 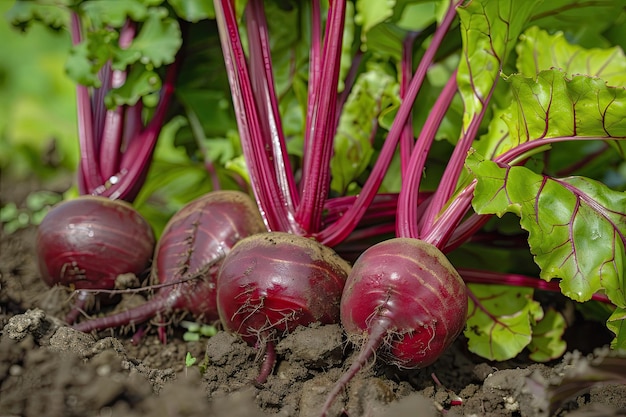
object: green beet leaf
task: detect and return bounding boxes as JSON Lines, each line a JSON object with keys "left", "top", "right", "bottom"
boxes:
{"left": 505, "top": 69, "right": 626, "bottom": 143}
{"left": 65, "top": 40, "right": 103, "bottom": 87}
{"left": 114, "top": 9, "right": 182, "bottom": 69}
{"left": 608, "top": 307, "right": 626, "bottom": 350}
{"left": 7, "top": 0, "right": 70, "bottom": 31}
{"left": 469, "top": 155, "right": 626, "bottom": 307}
{"left": 465, "top": 284, "right": 543, "bottom": 361}
{"left": 167, "top": 0, "right": 215, "bottom": 22}
{"left": 516, "top": 26, "right": 626, "bottom": 87}
{"left": 530, "top": 0, "right": 626, "bottom": 49}
{"left": 80, "top": 0, "right": 159, "bottom": 28}
{"left": 527, "top": 308, "right": 567, "bottom": 362}
{"left": 475, "top": 69, "right": 626, "bottom": 163}
{"left": 104, "top": 67, "right": 162, "bottom": 108}
{"left": 456, "top": 0, "right": 541, "bottom": 129}
{"left": 354, "top": 0, "right": 395, "bottom": 42}
{"left": 355, "top": 0, "right": 442, "bottom": 62}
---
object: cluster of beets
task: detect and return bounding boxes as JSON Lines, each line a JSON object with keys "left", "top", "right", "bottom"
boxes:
{"left": 36, "top": 191, "right": 467, "bottom": 415}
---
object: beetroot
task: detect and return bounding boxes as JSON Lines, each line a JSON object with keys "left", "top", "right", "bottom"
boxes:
{"left": 320, "top": 237, "right": 468, "bottom": 416}
{"left": 216, "top": 232, "right": 351, "bottom": 382}
{"left": 36, "top": 195, "right": 155, "bottom": 291}
{"left": 73, "top": 190, "right": 265, "bottom": 336}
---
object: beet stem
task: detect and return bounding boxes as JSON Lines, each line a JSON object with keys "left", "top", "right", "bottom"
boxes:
{"left": 255, "top": 341, "right": 276, "bottom": 385}
{"left": 319, "top": 319, "right": 390, "bottom": 417}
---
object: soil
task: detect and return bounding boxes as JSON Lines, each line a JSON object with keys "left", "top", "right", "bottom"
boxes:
{"left": 1, "top": 175, "right": 624, "bottom": 417}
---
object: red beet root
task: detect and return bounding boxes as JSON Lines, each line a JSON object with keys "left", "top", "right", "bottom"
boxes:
{"left": 36, "top": 196, "right": 155, "bottom": 291}
{"left": 73, "top": 191, "right": 265, "bottom": 335}
{"left": 320, "top": 238, "right": 468, "bottom": 416}
{"left": 216, "top": 232, "right": 351, "bottom": 382}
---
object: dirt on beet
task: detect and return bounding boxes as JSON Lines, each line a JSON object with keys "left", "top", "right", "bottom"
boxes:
{"left": 1, "top": 176, "right": 624, "bottom": 417}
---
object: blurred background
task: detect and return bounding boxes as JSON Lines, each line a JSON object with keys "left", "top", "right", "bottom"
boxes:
{"left": 0, "top": 0, "right": 77, "bottom": 182}
{"left": 0, "top": 1, "right": 79, "bottom": 234}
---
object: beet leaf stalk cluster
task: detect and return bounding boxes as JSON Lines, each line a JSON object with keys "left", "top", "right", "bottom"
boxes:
{"left": 213, "top": 0, "right": 626, "bottom": 363}
{"left": 68, "top": 2, "right": 183, "bottom": 202}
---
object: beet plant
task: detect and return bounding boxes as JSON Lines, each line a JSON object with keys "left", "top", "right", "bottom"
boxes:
{"left": 210, "top": 0, "right": 626, "bottom": 408}
{"left": 11, "top": 0, "right": 185, "bottom": 321}
{"left": 12, "top": 0, "right": 626, "bottom": 413}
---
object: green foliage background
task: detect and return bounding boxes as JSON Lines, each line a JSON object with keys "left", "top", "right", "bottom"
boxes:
{"left": 0, "top": 1, "right": 78, "bottom": 181}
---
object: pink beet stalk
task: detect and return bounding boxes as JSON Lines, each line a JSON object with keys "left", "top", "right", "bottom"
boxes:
{"left": 70, "top": 13, "right": 180, "bottom": 203}
{"left": 316, "top": 0, "right": 463, "bottom": 247}
{"left": 295, "top": 0, "right": 346, "bottom": 233}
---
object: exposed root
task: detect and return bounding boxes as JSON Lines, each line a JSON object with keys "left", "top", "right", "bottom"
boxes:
{"left": 319, "top": 318, "right": 391, "bottom": 417}
{"left": 65, "top": 289, "right": 91, "bottom": 324}
{"left": 255, "top": 341, "right": 276, "bottom": 385}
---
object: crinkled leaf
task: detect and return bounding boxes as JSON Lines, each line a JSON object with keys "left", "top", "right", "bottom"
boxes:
{"left": 330, "top": 64, "right": 399, "bottom": 194}
{"left": 167, "top": 0, "right": 215, "bottom": 22}
{"left": 65, "top": 40, "right": 103, "bottom": 87}
{"left": 114, "top": 8, "right": 182, "bottom": 69}
{"left": 64, "top": 6, "right": 181, "bottom": 89}
{"left": 516, "top": 26, "right": 626, "bottom": 87}
{"left": 80, "top": 0, "right": 160, "bottom": 28}
{"left": 468, "top": 155, "right": 626, "bottom": 308}
{"left": 6, "top": 0, "right": 71, "bottom": 30}
{"left": 466, "top": 284, "right": 543, "bottom": 361}
{"left": 527, "top": 308, "right": 567, "bottom": 362}
{"left": 506, "top": 71, "right": 626, "bottom": 139}
{"left": 457, "top": 0, "right": 541, "bottom": 129}
{"left": 65, "top": 25, "right": 122, "bottom": 87}
{"left": 477, "top": 69, "right": 626, "bottom": 159}
{"left": 105, "top": 67, "right": 162, "bottom": 108}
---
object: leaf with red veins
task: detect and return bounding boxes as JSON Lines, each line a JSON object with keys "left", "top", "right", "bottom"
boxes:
{"left": 465, "top": 283, "right": 543, "bottom": 361}
{"left": 516, "top": 26, "right": 626, "bottom": 87}
{"left": 456, "top": 0, "right": 541, "bottom": 131}
{"left": 475, "top": 70, "right": 626, "bottom": 162}
{"left": 468, "top": 154, "right": 626, "bottom": 307}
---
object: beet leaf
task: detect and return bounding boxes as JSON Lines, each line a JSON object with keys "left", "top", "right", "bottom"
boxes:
{"left": 466, "top": 283, "right": 542, "bottom": 361}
